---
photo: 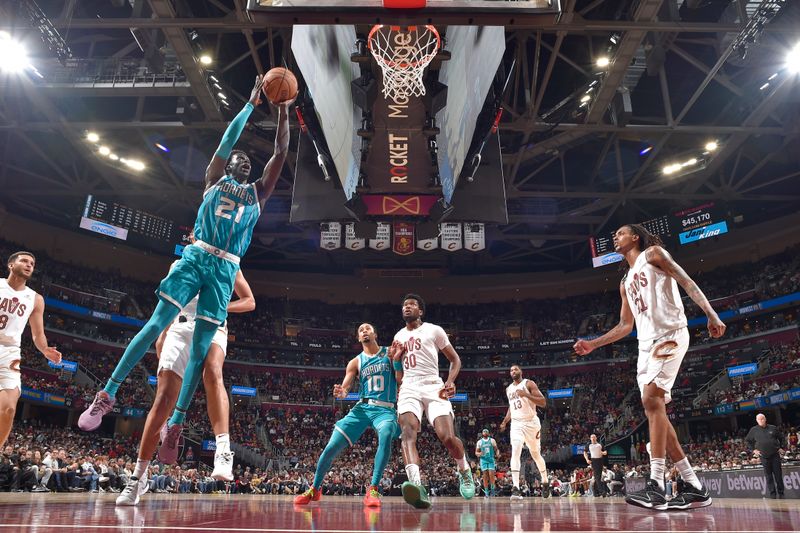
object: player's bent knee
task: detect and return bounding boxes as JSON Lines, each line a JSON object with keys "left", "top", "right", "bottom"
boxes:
{"left": 1, "top": 404, "right": 15, "bottom": 418}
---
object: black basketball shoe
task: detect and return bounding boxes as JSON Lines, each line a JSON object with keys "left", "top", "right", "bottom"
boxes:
{"left": 667, "top": 480, "right": 712, "bottom": 510}
{"left": 541, "top": 481, "right": 551, "bottom": 499}
{"left": 625, "top": 478, "right": 668, "bottom": 510}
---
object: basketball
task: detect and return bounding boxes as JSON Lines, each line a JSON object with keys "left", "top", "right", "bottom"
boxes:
{"left": 262, "top": 67, "right": 298, "bottom": 104}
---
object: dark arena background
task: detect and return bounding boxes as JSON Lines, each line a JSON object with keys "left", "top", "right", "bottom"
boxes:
{"left": 0, "top": 0, "right": 799, "bottom": 531}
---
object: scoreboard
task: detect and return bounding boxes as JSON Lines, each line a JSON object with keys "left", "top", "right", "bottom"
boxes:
{"left": 80, "top": 195, "right": 191, "bottom": 255}
{"left": 589, "top": 206, "right": 728, "bottom": 268}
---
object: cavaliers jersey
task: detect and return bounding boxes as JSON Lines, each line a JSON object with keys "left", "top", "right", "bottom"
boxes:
{"left": 358, "top": 347, "right": 398, "bottom": 404}
{"left": 478, "top": 437, "right": 497, "bottom": 463}
{"left": 193, "top": 175, "right": 261, "bottom": 258}
{"left": 623, "top": 250, "right": 687, "bottom": 342}
{"left": 506, "top": 379, "right": 538, "bottom": 422}
{"left": 393, "top": 322, "right": 450, "bottom": 380}
{"left": 0, "top": 279, "right": 37, "bottom": 348}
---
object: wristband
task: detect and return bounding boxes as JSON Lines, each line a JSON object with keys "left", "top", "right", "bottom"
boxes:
{"left": 393, "top": 360, "right": 404, "bottom": 372}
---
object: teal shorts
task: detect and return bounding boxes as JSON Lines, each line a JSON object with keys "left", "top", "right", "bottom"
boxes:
{"left": 334, "top": 403, "right": 399, "bottom": 446}
{"left": 480, "top": 460, "right": 496, "bottom": 472}
{"left": 156, "top": 245, "right": 239, "bottom": 325}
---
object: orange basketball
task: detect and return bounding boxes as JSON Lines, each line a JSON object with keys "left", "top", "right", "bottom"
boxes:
{"left": 262, "top": 67, "right": 298, "bottom": 104}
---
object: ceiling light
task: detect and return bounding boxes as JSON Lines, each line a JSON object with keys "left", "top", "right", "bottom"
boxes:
{"left": 0, "top": 36, "right": 30, "bottom": 73}
{"left": 209, "top": 75, "right": 218, "bottom": 82}
{"left": 125, "top": 159, "right": 146, "bottom": 171}
{"left": 109, "top": 153, "right": 119, "bottom": 161}
{"left": 0, "top": 31, "right": 10, "bottom": 41}
{"left": 98, "top": 146, "right": 111, "bottom": 156}
{"left": 705, "top": 141, "right": 718, "bottom": 151}
{"left": 155, "top": 143, "right": 169, "bottom": 152}
{"left": 217, "top": 92, "right": 226, "bottom": 99}
{"left": 787, "top": 42, "right": 800, "bottom": 74}
{"left": 580, "top": 94, "right": 591, "bottom": 103}
{"left": 639, "top": 145, "right": 653, "bottom": 156}
{"left": 682, "top": 158, "right": 698, "bottom": 167}
{"left": 86, "top": 132, "right": 100, "bottom": 143}
{"left": 596, "top": 56, "right": 610, "bottom": 68}
{"left": 662, "top": 164, "right": 676, "bottom": 175}
{"left": 759, "top": 82, "right": 769, "bottom": 91}
{"left": 213, "top": 83, "right": 222, "bottom": 90}
{"left": 199, "top": 54, "right": 213, "bottom": 65}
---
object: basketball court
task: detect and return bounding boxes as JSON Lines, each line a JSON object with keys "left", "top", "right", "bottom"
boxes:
{"left": 1, "top": 493, "right": 799, "bottom": 532}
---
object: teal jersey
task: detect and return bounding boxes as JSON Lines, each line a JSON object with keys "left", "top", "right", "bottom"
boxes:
{"left": 358, "top": 347, "right": 397, "bottom": 404}
{"left": 479, "top": 437, "right": 496, "bottom": 463}
{"left": 193, "top": 175, "right": 261, "bottom": 257}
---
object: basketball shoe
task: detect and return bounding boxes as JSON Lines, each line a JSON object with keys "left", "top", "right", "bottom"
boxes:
{"left": 363, "top": 486, "right": 382, "bottom": 507}
{"left": 510, "top": 486, "right": 523, "bottom": 501}
{"left": 625, "top": 478, "right": 668, "bottom": 510}
{"left": 401, "top": 481, "right": 431, "bottom": 509}
{"left": 212, "top": 450, "right": 234, "bottom": 481}
{"left": 458, "top": 468, "right": 475, "bottom": 500}
{"left": 294, "top": 487, "right": 322, "bottom": 505}
{"left": 541, "top": 481, "right": 551, "bottom": 498}
{"left": 158, "top": 423, "right": 183, "bottom": 464}
{"left": 667, "top": 480, "right": 712, "bottom": 510}
{"left": 116, "top": 475, "right": 149, "bottom": 506}
{"left": 78, "top": 391, "right": 116, "bottom": 431}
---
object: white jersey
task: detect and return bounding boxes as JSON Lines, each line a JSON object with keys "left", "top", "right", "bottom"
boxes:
{"left": 0, "top": 279, "right": 37, "bottom": 348}
{"left": 393, "top": 322, "right": 450, "bottom": 380}
{"left": 506, "top": 379, "right": 538, "bottom": 422}
{"left": 623, "top": 250, "right": 687, "bottom": 342}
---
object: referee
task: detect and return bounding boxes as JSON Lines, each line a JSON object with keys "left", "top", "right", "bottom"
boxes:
{"left": 584, "top": 434, "right": 608, "bottom": 497}
{"left": 745, "top": 413, "right": 785, "bottom": 499}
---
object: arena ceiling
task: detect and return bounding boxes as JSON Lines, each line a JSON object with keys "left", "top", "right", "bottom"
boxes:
{"left": 0, "top": 0, "right": 798, "bottom": 275}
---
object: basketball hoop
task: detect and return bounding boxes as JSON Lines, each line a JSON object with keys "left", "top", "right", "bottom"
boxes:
{"left": 368, "top": 24, "right": 440, "bottom": 100}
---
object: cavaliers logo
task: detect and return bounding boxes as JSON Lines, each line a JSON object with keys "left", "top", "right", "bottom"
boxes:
{"left": 652, "top": 340, "right": 679, "bottom": 359}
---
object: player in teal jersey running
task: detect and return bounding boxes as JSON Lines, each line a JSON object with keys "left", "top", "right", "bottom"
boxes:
{"left": 475, "top": 429, "right": 500, "bottom": 497}
{"left": 294, "top": 323, "right": 405, "bottom": 508}
{"left": 79, "top": 76, "right": 292, "bottom": 452}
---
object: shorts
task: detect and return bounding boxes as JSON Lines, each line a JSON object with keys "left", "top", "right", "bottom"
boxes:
{"left": 397, "top": 376, "right": 454, "bottom": 426}
{"left": 510, "top": 418, "right": 541, "bottom": 454}
{"left": 334, "top": 403, "right": 399, "bottom": 446}
{"left": 158, "top": 322, "right": 228, "bottom": 380}
{"left": 0, "top": 346, "right": 21, "bottom": 392}
{"left": 636, "top": 327, "right": 690, "bottom": 404}
{"left": 157, "top": 245, "right": 239, "bottom": 326}
{"left": 480, "top": 460, "right": 496, "bottom": 472}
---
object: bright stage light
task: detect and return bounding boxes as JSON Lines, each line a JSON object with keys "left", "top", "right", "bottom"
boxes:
{"left": 705, "top": 141, "right": 718, "bottom": 152}
{"left": 86, "top": 132, "right": 100, "bottom": 143}
{"left": 98, "top": 146, "right": 111, "bottom": 156}
{"left": 199, "top": 54, "right": 213, "bottom": 66}
{"left": 787, "top": 43, "right": 800, "bottom": 74}
{"left": 596, "top": 56, "right": 610, "bottom": 68}
{"left": 0, "top": 36, "right": 30, "bottom": 73}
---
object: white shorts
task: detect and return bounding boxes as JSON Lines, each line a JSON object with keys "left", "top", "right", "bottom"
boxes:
{"left": 398, "top": 376, "right": 454, "bottom": 426}
{"left": 636, "top": 327, "right": 690, "bottom": 404}
{"left": 157, "top": 322, "right": 228, "bottom": 380}
{"left": 510, "top": 418, "right": 542, "bottom": 454}
{"left": 0, "top": 345, "right": 22, "bottom": 392}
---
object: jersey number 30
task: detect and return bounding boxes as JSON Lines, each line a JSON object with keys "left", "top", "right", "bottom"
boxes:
{"left": 215, "top": 197, "right": 245, "bottom": 223}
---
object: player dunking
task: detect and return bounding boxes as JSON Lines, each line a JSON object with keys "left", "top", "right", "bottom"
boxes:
{"left": 79, "top": 76, "right": 292, "bottom": 452}
{"left": 294, "top": 324, "right": 403, "bottom": 508}
{"left": 115, "top": 265, "right": 255, "bottom": 506}
{"left": 500, "top": 365, "right": 549, "bottom": 500}
{"left": 475, "top": 429, "right": 500, "bottom": 498}
{"left": 0, "top": 252, "right": 62, "bottom": 448}
{"left": 574, "top": 224, "right": 725, "bottom": 510}
{"left": 393, "top": 294, "right": 475, "bottom": 508}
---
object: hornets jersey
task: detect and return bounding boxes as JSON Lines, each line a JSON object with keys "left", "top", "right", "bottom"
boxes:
{"left": 479, "top": 437, "right": 496, "bottom": 463}
{"left": 193, "top": 175, "right": 261, "bottom": 258}
{"left": 358, "top": 348, "right": 398, "bottom": 404}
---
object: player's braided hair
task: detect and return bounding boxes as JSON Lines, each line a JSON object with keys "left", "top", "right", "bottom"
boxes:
{"left": 620, "top": 223, "right": 664, "bottom": 276}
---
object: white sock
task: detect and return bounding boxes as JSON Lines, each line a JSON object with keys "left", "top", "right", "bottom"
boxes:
{"left": 405, "top": 464, "right": 421, "bottom": 485}
{"left": 650, "top": 458, "right": 666, "bottom": 491}
{"left": 215, "top": 433, "right": 230, "bottom": 453}
{"left": 457, "top": 455, "right": 469, "bottom": 472}
{"left": 511, "top": 470, "right": 520, "bottom": 488}
{"left": 133, "top": 459, "right": 150, "bottom": 480}
{"left": 675, "top": 457, "right": 702, "bottom": 490}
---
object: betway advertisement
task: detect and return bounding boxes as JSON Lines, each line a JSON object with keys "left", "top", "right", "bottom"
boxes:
{"left": 626, "top": 466, "right": 800, "bottom": 498}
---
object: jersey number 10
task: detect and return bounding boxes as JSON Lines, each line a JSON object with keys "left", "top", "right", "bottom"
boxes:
{"left": 215, "top": 197, "right": 246, "bottom": 223}
{"left": 367, "top": 375, "right": 385, "bottom": 392}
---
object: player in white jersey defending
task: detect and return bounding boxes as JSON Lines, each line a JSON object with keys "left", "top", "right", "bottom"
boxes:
{"left": 499, "top": 365, "right": 549, "bottom": 500}
{"left": 0, "top": 252, "right": 61, "bottom": 448}
{"left": 116, "top": 260, "right": 254, "bottom": 506}
{"left": 393, "top": 293, "right": 475, "bottom": 508}
{"left": 574, "top": 224, "right": 726, "bottom": 511}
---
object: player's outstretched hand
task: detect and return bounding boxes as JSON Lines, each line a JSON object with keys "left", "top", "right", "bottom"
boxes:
{"left": 707, "top": 314, "right": 726, "bottom": 338}
{"left": 43, "top": 347, "right": 62, "bottom": 365}
{"left": 573, "top": 339, "right": 594, "bottom": 356}
{"left": 333, "top": 384, "right": 347, "bottom": 399}
{"left": 249, "top": 75, "right": 264, "bottom": 106}
{"left": 388, "top": 340, "right": 406, "bottom": 362}
{"left": 499, "top": 421, "right": 508, "bottom": 432}
{"left": 439, "top": 381, "right": 456, "bottom": 400}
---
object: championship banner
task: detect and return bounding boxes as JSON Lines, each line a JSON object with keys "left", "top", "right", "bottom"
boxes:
{"left": 417, "top": 232, "right": 439, "bottom": 251}
{"left": 319, "top": 222, "right": 342, "bottom": 250}
{"left": 344, "top": 223, "right": 365, "bottom": 251}
{"left": 463, "top": 223, "right": 486, "bottom": 252}
{"left": 369, "top": 222, "right": 391, "bottom": 251}
{"left": 393, "top": 222, "right": 415, "bottom": 256}
{"left": 362, "top": 195, "right": 439, "bottom": 216}
{"left": 440, "top": 223, "right": 463, "bottom": 252}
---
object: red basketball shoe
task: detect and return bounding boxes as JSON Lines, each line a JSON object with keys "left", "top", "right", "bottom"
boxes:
{"left": 363, "top": 486, "right": 382, "bottom": 507}
{"left": 294, "top": 487, "right": 322, "bottom": 505}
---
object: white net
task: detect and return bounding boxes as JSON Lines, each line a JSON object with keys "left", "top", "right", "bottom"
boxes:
{"left": 368, "top": 25, "right": 440, "bottom": 100}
